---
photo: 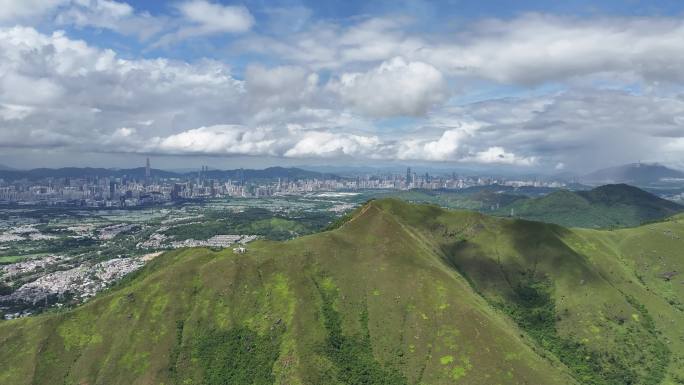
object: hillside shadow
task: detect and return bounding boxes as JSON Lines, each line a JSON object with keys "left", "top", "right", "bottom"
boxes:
{"left": 500, "top": 219, "right": 601, "bottom": 284}
{"left": 437, "top": 218, "right": 601, "bottom": 300}
{"left": 440, "top": 239, "right": 521, "bottom": 298}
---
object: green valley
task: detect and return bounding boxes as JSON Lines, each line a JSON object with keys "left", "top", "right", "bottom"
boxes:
{"left": 0, "top": 199, "right": 683, "bottom": 384}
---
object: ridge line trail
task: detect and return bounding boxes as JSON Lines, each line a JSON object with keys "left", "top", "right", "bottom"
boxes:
{"left": 343, "top": 203, "right": 374, "bottom": 226}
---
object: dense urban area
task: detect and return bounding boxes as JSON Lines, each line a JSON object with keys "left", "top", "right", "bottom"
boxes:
{"left": 2, "top": 162, "right": 684, "bottom": 321}
{"left": 0, "top": 159, "right": 572, "bottom": 207}
{"left": 0, "top": 182, "right": 360, "bottom": 319}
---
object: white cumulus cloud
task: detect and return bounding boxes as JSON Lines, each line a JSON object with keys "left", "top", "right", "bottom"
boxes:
{"left": 5, "top": 13, "right": 684, "bottom": 171}
{"left": 284, "top": 131, "right": 386, "bottom": 158}
{"left": 332, "top": 57, "right": 447, "bottom": 117}
{"left": 148, "top": 125, "right": 280, "bottom": 156}
{"left": 155, "top": 0, "right": 254, "bottom": 46}
{"left": 178, "top": 0, "right": 254, "bottom": 33}
{"left": 420, "top": 14, "right": 684, "bottom": 84}
{"left": 398, "top": 129, "right": 468, "bottom": 161}
{"left": 466, "top": 146, "right": 537, "bottom": 166}
{"left": 56, "top": 0, "right": 164, "bottom": 40}
{"left": 0, "top": 0, "right": 66, "bottom": 21}
{"left": 0, "top": 26, "right": 245, "bottom": 150}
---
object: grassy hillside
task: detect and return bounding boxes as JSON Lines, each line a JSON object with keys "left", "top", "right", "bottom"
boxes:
{"left": 497, "top": 184, "right": 683, "bottom": 228}
{"left": 1, "top": 199, "right": 683, "bottom": 384}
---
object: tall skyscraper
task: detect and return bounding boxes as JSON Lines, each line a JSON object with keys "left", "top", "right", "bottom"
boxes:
{"left": 406, "top": 167, "right": 411, "bottom": 186}
{"left": 145, "top": 157, "right": 151, "bottom": 184}
{"left": 109, "top": 180, "right": 116, "bottom": 200}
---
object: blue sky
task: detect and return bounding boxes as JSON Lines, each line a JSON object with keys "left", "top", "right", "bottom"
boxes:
{"left": 60, "top": 1, "right": 684, "bottom": 62}
{"left": 1, "top": 0, "right": 684, "bottom": 172}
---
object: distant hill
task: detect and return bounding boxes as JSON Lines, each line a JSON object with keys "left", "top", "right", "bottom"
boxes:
{"left": 200, "top": 166, "right": 340, "bottom": 181}
{"left": 0, "top": 167, "right": 178, "bottom": 181}
{"left": 372, "top": 185, "right": 574, "bottom": 214}
{"left": 457, "top": 184, "right": 561, "bottom": 197}
{"left": 582, "top": 163, "right": 684, "bottom": 186}
{"left": 0, "top": 166, "right": 336, "bottom": 182}
{"left": 497, "top": 183, "right": 683, "bottom": 227}
{"left": 374, "top": 187, "right": 529, "bottom": 211}
{"left": 2, "top": 199, "right": 683, "bottom": 384}
{"left": 0, "top": 164, "right": 14, "bottom": 171}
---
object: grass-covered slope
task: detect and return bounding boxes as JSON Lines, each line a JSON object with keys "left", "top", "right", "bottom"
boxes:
{"left": 379, "top": 199, "right": 683, "bottom": 384}
{"left": 1, "top": 199, "right": 683, "bottom": 384}
{"left": 498, "top": 184, "right": 683, "bottom": 228}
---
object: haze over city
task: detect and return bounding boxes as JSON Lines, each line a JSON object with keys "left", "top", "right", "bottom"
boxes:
{"left": 2, "top": 0, "right": 684, "bottom": 172}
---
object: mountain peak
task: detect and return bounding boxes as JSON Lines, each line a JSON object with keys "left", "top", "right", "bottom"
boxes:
{"left": 581, "top": 183, "right": 680, "bottom": 207}
{"left": 3, "top": 199, "right": 682, "bottom": 384}
{"left": 583, "top": 163, "right": 684, "bottom": 186}
{"left": 503, "top": 184, "right": 682, "bottom": 228}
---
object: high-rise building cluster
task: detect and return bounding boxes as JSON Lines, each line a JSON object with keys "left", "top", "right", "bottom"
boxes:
{"left": 0, "top": 161, "right": 566, "bottom": 207}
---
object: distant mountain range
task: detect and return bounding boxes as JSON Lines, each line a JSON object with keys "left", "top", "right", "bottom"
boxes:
{"left": 497, "top": 183, "right": 683, "bottom": 227}
{"left": 201, "top": 167, "right": 339, "bottom": 181}
{"left": 582, "top": 163, "right": 684, "bottom": 186}
{"left": 0, "top": 166, "right": 338, "bottom": 182}
{"left": 380, "top": 183, "right": 682, "bottom": 228}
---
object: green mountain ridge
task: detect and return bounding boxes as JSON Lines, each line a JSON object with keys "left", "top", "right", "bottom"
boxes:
{"left": 497, "top": 184, "right": 683, "bottom": 228}
{"left": 1, "top": 199, "right": 683, "bottom": 384}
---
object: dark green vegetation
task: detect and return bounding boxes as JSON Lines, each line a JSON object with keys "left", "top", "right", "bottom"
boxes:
{"left": 497, "top": 184, "right": 683, "bottom": 228}
{"left": 316, "top": 279, "right": 408, "bottom": 385}
{"left": 0, "top": 283, "right": 12, "bottom": 295}
{"left": 496, "top": 275, "right": 664, "bottom": 385}
{"left": 163, "top": 207, "right": 334, "bottom": 240}
{"left": 1, "top": 199, "right": 683, "bottom": 384}
{"left": 192, "top": 327, "right": 284, "bottom": 385}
